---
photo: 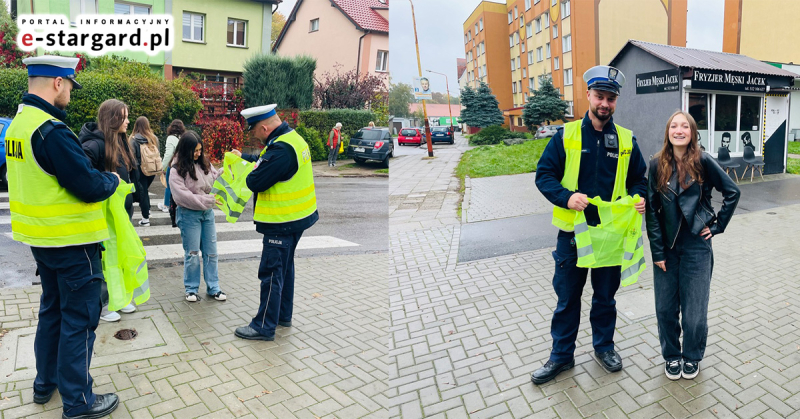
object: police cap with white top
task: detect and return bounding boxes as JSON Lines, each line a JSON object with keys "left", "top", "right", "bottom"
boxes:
{"left": 583, "top": 65, "right": 625, "bottom": 95}
{"left": 241, "top": 104, "right": 278, "bottom": 131}
{"left": 22, "top": 55, "right": 82, "bottom": 89}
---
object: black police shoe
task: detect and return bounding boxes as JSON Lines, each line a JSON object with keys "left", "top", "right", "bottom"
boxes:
{"left": 33, "top": 388, "right": 56, "bottom": 404}
{"left": 62, "top": 393, "right": 118, "bottom": 419}
{"left": 665, "top": 360, "right": 681, "bottom": 380}
{"left": 596, "top": 349, "right": 623, "bottom": 373}
{"left": 234, "top": 325, "right": 275, "bottom": 341}
{"left": 531, "top": 359, "right": 575, "bottom": 385}
{"left": 682, "top": 360, "right": 700, "bottom": 379}
{"left": 278, "top": 320, "right": 292, "bottom": 327}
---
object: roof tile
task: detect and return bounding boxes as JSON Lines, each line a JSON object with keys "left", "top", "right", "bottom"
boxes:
{"left": 331, "top": 0, "right": 389, "bottom": 33}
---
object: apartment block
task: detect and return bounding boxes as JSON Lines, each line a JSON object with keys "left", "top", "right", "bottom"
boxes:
{"left": 463, "top": 1, "right": 513, "bottom": 115}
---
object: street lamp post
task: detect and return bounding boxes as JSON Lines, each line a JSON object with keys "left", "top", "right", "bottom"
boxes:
{"left": 408, "top": 0, "right": 433, "bottom": 157}
{"left": 426, "top": 69, "right": 454, "bottom": 131}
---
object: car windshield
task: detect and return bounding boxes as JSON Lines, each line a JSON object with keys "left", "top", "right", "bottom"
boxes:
{"left": 431, "top": 127, "right": 447, "bottom": 132}
{"left": 400, "top": 129, "right": 418, "bottom": 136}
{"left": 352, "top": 129, "right": 384, "bottom": 141}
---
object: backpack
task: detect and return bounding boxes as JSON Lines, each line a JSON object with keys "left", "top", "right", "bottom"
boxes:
{"left": 139, "top": 142, "right": 162, "bottom": 176}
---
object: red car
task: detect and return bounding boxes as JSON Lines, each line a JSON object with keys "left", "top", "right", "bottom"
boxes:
{"left": 398, "top": 127, "right": 425, "bottom": 146}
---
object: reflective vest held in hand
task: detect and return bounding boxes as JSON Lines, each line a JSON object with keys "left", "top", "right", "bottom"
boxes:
{"left": 6, "top": 105, "right": 108, "bottom": 247}
{"left": 551, "top": 120, "right": 633, "bottom": 231}
{"left": 573, "top": 195, "right": 646, "bottom": 287}
{"left": 253, "top": 130, "right": 317, "bottom": 224}
{"left": 211, "top": 152, "right": 256, "bottom": 223}
{"left": 102, "top": 181, "right": 150, "bottom": 311}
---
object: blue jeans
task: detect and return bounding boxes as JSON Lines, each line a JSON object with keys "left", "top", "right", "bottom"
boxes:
{"left": 163, "top": 167, "right": 171, "bottom": 207}
{"left": 654, "top": 224, "right": 713, "bottom": 363}
{"left": 176, "top": 207, "right": 221, "bottom": 295}
{"left": 549, "top": 231, "right": 621, "bottom": 363}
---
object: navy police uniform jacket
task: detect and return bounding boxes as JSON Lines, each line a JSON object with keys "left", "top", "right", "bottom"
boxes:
{"left": 535, "top": 112, "right": 648, "bottom": 226}
{"left": 242, "top": 121, "right": 319, "bottom": 234}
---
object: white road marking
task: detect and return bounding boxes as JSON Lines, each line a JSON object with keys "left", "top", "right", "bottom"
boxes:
{"left": 135, "top": 221, "right": 253, "bottom": 237}
{"left": 0, "top": 216, "right": 8, "bottom": 225}
{"left": 0, "top": 202, "right": 8, "bottom": 210}
{"left": 144, "top": 236, "right": 359, "bottom": 261}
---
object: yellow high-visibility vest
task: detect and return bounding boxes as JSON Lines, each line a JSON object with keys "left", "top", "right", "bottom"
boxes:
{"left": 551, "top": 120, "right": 633, "bottom": 231}
{"left": 211, "top": 152, "right": 256, "bottom": 223}
{"left": 253, "top": 130, "right": 317, "bottom": 224}
{"left": 102, "top": 181, "right": 150, "bottom": 311}
{"left": 6, "top": 105, "right": 108, "bottom": 247}
{"left": 573, "top": 195, "right": 646, "bottom": 287}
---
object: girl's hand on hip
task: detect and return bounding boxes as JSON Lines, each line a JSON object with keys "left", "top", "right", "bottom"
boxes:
{"left": 700, "top": 226, "right": 713, "bottom": 240}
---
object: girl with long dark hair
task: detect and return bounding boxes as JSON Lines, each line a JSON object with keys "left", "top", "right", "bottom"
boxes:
{"left": 129, "top": 116, "right": 161, "bottom": 226}
{"left": 169, "top": 131, "right": 227, "bottom": 302}
{"left": 646, "top": 110, "right": 740, "bottom": 381}
{"left": 80, "top": 98, "right": 137, "bottom": 322}
{"left": 159, "top": 119, "right": 185, "bottom": 212}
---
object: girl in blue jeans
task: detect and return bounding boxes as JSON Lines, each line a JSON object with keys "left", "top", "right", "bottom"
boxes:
{"left": 168, "top": 131, "right": 227, "bottom": 302}
{"left": 646, "top": 111, "right": 740, "bottom": 381}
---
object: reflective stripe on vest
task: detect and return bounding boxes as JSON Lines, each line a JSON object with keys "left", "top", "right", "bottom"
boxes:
{"left": 253, "top": 130, "right": 317, "bottom": 224}
{"left": 552, "top": 120, "right": 633, "bottom": 231}
{"left": 102, "top": 181, "right": 150, "bottom": 311}
{"left": 573, "top": 195, "right": 645, "bottom": 287}
{"left": 6, "top": 105, "right": 109, "bottom": 247}
{"left": 211, "top": 152, "right": 256, "bottom": 223}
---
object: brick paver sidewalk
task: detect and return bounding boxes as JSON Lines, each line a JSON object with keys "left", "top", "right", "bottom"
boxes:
{"left": 0, "top": 253, "right": 388, "bottom": 419}
{"left": 389, "top": 132, "right": 800, "bottom": 418}
{"left": 465, "top": 173, "right": 551, "bottom": 223}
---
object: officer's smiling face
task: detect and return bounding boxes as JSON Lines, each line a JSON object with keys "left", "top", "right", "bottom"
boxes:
{"left": 587, "top": 89, "right": 617, "bottom": 121}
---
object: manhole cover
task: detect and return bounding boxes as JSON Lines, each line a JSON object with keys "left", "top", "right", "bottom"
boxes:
{"left": 114, "top": 329, "right": 138, "bottom": 340}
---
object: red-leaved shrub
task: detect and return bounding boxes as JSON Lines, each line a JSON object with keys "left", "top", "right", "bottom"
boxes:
{"left": 202, "top": 119, "right": 244, "bottom": 164}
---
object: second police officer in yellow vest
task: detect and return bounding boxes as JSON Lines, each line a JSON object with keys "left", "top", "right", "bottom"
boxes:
{"left": 231, "top": 105, "right": 319, "bottom": 341}
{"left": 6, "top": 56, "right": 121, "bottom": 419}
{"left": 532, "top": 66, "right": 649, "bottom": 384}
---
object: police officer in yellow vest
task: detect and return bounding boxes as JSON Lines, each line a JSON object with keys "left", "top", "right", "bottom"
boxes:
{"left": 231, "top": 105, "right": 319, "bottom": 341}
{"left": 531, "top": 66, "right": 648, "bottom": 384}
{"left": 7, "top": 56, "right": 120, "bottom": 418}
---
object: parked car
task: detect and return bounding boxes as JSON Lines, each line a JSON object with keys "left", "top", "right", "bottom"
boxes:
{"left": 535, "top": 124, "right": 562, "bottom": 139}
{"left": 0, "top": 117, "right": 13, "bottom": 185}
{"left": 348, "top": 127, "right": 393, "bottom": 168}
{"left": 430, "top": 126, "right": 454, "bottom": 144}
{"left": 398, "top": 127, "right": 425, "bottom": 146}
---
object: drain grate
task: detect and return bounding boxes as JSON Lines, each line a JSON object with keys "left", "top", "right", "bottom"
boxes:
{"left": 114, "top": 329, "right": 138, "bottom": 340}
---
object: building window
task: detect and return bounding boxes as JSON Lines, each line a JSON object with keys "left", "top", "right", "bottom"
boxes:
{"left": 525, "top": 0, "right": 531, "bottom": 10}
{"left": 481, "top": 42, "right": 485, "bottom": 55}
{"left": 512, "top": 83, "right": 517, "bottom": 94}
{"left": 480, "top": 18, "right": 484, "bottom": 31}
{"left": 535, "top": 0, "right": 540, "bottom": 3}
{"left": 482, "top": 64, "right": 487, "bottom": 77}
{"left": 522, "top": 68, "right": 527, "bottom": 78}
{"left": 514, "top": 32, "right": 519, "bottom": 45}
{"left": 509, "top": 35, "right": 514, "bottom": 48}
{"left": 521, "top": 42, "right": 525, "bottom": 53}
{"left": 508, "top": 11, "right": 513, "bottom": 24}
{"left": 376, "top": 50, "right": 388, "bottom": 72}
{"left": 563, "top": 34, "right": 572, "bottom": 52}
{"left": 543, "top": 12, "right": 549, "bottom": 28}
{"left": 227, "top": 19, "right": 246, "bottom": 47}
{"left": 562, "top": 0, "right": 571, "bottom": 18}
{"left": 553, "top": 24, "right": 558, "bottom": 38}
{"left": 71, "top": 0, "right": 97, "bottom": 23}
{"left": 552, "top": 0, "right": 557, "bottom": 5}
{"left": 554, "top": 57, "right": 559, "bottom": 70}
{"left": 114, "top": 2, "right": 149, "bottom": 14}
{"left": 546, "top": 42, "right": 551, "bottom": 58}
{"left": 566, "top": 101, "right": 574, "bottom": 117}
{"left": 536, "top": 46, "right": 543, "bottom": 62}
{"left": 511, "top": 59, "right": 516, "bottom": 71}
{"left": 535, "top": 17, "right": 542, "bottom": 33}
{"left": 527, "top": 51, "right": 533, "bottom": 62}
{"left": 514, "top": 6, "right": 518, "bottom": 18}
{"left": 183, "top": 12, "right": 204, "bottom": 42}
{"left": 524, "top": 92, "right": 528, "bottom": 101}
{"left": 526, "top": 22, "right": 532, "bottom": 38}
{"left": 564, "top": 68, "right": 573, "bottom": 85}
{"left": 309, "top": 18, "right": 319, "bottom": 32}
{"left": 529, "top": 77, "right": 535, "bottom": 90}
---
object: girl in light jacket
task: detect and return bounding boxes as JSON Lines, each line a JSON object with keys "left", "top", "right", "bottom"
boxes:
{"left": 159, "top": 119, "right": 184, "bottom": 212}
{"left": 169, "top": 131, "right": 226, "bottom": 302}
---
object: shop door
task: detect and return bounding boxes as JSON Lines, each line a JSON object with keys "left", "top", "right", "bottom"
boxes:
{"left": 764, "top": 94, "right": 789, "bottom": 174}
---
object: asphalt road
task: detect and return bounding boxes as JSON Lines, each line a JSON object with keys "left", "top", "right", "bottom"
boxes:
{"left": 458, "top": 175, "right": 800, "bottom": 263}
{"left": 0, "top": 176, "right": 388, "bottom": 289}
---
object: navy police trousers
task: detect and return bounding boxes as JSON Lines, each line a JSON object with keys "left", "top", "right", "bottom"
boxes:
{"left": 249, "top": 232, "right": 303, "bottom": 337}
{"left": 549, "top": 231, "right": 621, "bottom": 363}
{"left": 31, "top": 243, "right": 103, "bottom": 416}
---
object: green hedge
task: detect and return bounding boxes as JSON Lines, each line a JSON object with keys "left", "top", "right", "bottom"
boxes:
{"left": 0, "top": 68, "right": 26, "bottom": 117}
{"left": 298, "top": 109, "right": 375, "bottom": 139}
{"left": 469, "top": 125, "right": 526, "bottom": 146}
{"left": 243, "top": 54, "right": 315, "bottom": 110}
{"left": 294, "top": 124, "right": 326, "bottom": 162}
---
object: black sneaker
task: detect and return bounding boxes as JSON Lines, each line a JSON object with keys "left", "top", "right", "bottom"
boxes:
{"left": 665, "top": 360, "right": 681, "bottom": 380}
{"left": 33, "top": 388, "right": 55, "bottom": 404}
{"left": 682, "top": 360, "right": 699, "bottom": 379}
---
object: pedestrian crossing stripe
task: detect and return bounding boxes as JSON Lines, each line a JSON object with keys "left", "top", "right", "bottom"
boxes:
{"left": 143, "top": 236, "right": 359, "bottom": 260}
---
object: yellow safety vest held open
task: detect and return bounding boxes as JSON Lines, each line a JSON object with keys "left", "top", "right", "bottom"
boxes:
{"left": 551, "top": 120, "right": 645, "bottom": 286}
{"left": 7, "top": 105, "right": 109, "bottom": 247}
{"left": 253, "top": 130, "right": 317, "bottom": 224}
{"left": 211, "top": 152, "right": 256, "bottom": 223}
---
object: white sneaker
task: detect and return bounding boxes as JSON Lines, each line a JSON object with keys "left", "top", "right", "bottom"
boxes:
{"left": 138, "top": 218, "right": 150, "bottom": 226}
{"left": 161, "top": 206, "right": 170, "bottom": 213}
{"left": 100, "top": 311, "right": 121, "bottom": 322}
{"left": 120, "top": 303, "right": 136, "bottom": 314}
